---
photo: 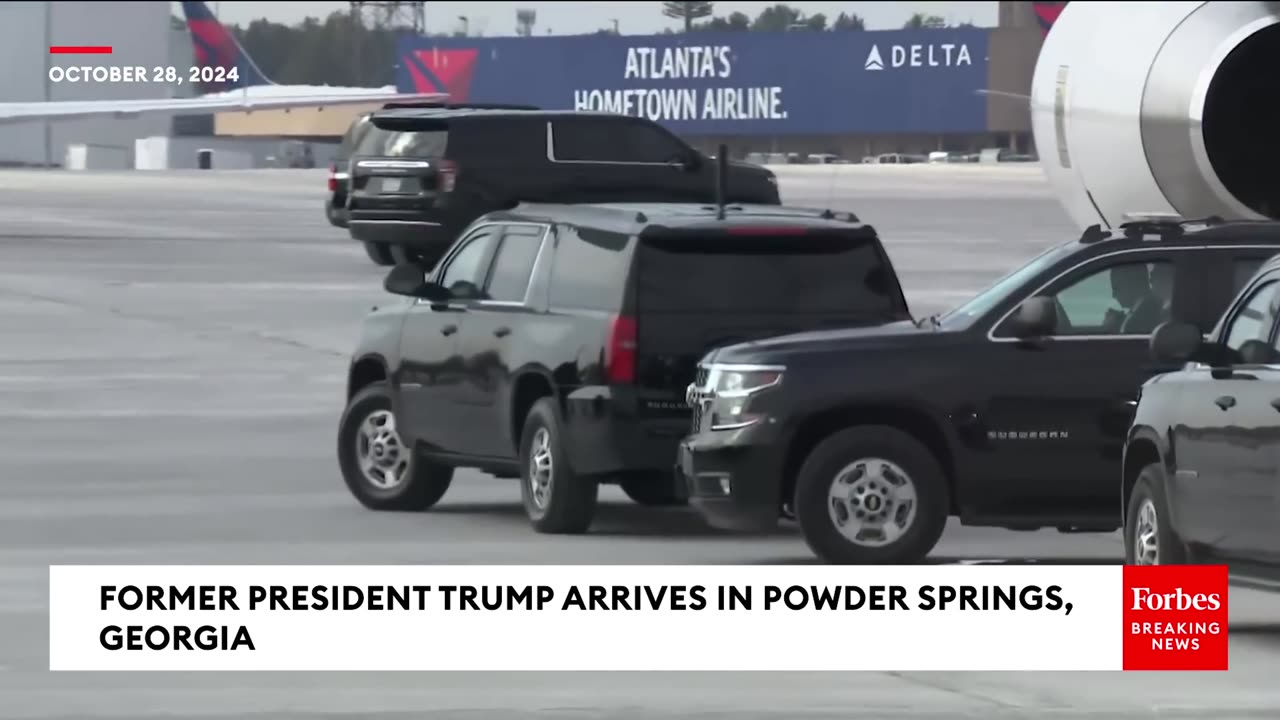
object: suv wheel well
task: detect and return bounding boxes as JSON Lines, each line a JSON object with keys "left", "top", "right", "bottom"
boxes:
{"left": 782, "top": 405, "right": 957, "bottom": 513}
{"left": 511, "top": 374, "right": 554, "bottom": 453}
{"left": 1122, "top": 439, "right": 1159, "bottom": 518}
{"left": 348, "top": 358, "right": 388, "bottom": 399}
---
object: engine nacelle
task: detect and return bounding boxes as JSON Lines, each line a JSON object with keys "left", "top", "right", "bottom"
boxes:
{"left": 1032, "top": 1, "right": 1280, "bottom": 229}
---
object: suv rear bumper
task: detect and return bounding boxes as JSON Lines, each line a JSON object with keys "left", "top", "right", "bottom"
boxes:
{"left": 678, "top": 425, "right": 785, "bottom": 532}
{"left": 561, "top": 393, "right": 688, "bottom": 491}
{"left": 348, "top": 215, "right": 448, "bottom": 247}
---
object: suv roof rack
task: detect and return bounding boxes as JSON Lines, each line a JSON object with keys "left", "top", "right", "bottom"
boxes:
{"left": 1079, "top": 213, "right": 1227, "bottom": 244}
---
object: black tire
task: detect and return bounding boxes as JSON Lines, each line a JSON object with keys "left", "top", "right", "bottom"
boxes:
{"left": 519, "top": 397, "right": 598, "bottom": 533}
{"left": 337, "top": 381, "right": 453, "bottom": 511}
{"left": 389, "top": 244, "right": 421, "bottom": 266}
{"left": 1124, "top": 463, "right": 1188, "bottom": 565}
{"left": 793, "top": 425, "right": 949, "bottom": 564}
{"left": 620, "top": 476, "right": 687, "bottom": 507}
{"left": 364, "top": 241, "right": 394, "bottom": 266}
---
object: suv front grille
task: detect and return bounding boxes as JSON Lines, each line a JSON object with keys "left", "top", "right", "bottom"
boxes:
{"left": 687, "top": 364, "right": 712, "bottom": 434}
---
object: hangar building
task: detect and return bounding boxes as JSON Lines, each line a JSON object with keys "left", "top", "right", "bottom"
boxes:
{"left": 0, "top": 1, "right": 172, "bottom": 166}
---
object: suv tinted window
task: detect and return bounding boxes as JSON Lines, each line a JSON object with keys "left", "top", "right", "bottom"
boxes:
{"left": 439, "top": 229, "right": 498, "bottom": 295}
{"left": 1234, "top": 258, "right": 1268, "bottom": 293}
{"left": 1225, "top": 279, "right": 1280, "bottom": 352}
{"left": 553, "top": 118, "right": 687, "bottom": 163}
{"left": 1044, "top": 259, "right": 1173, "bottom": 336}
{"left": 548, "top": 227, "right": 632, "bottom": 310}
{"left": 447, "top": 118, "right": 544, "bottom": 162}
{"left": 354, "top": 127, "right": 448, "bottom": 158}
{"left": 337, "top": 117, "right": 370, "bottom": 159}
{"left": 486, "top": 226, "right": 545, "bottom": 303}
{"left": 637, "top": 234, "right": 897, "bottom": 314}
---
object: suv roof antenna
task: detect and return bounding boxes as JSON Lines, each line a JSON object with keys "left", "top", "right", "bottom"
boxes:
{"left": 715, "top": 143, "right": 728, "bottom": 220}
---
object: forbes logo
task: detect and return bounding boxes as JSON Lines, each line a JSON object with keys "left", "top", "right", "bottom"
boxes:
{"left": 864, "top": 43, "right": 973, "bottom": 71}
{"left": 1129, "top": 587, "right": 1222, "bottom": 612}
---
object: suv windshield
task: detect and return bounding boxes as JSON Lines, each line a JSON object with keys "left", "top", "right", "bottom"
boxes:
{"left": 637, "top": 234, "right": 901, "bottom": 314}
{"left": 940, "top": 243, "right": 1071, "bottom": 328}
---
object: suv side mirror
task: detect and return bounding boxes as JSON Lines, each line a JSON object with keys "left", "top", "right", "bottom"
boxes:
{"left": 1237, "top": 339, "right": 1274, "bottom": 365}
{"left": 1010, "top": 296, "right": 1057, "bottom": 338}
{"left": 384, "top": 263, "right": 449, "bottom": 302}
{"left": 1149, "top": 321, "right": 1203, "bottom": 363}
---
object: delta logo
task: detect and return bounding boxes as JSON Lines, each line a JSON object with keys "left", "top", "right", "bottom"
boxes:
{"left": 1122, "top": 565, "right": 1228, "bottom": 671}
{"left": 863, "top": 42, "right": 973, "bottom": 71}
{"left": 403, "top": 47, "right": 479, "bottom": 102}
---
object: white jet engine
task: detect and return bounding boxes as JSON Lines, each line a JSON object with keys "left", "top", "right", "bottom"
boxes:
{"left": 1032, "top": 1, "right": 1280, "bottom": 230}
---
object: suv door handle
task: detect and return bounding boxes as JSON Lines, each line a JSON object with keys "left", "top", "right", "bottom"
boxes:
{"left": 494, "top": 326, "right": 511, "bottom": 338}
{"left": 1214, "top": 395, "right": 1236, "bottom": 411}
{"left": 441, "top": 324, "right": 458, "bottom": 336}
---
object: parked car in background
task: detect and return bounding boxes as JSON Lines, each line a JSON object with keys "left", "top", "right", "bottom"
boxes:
{"left": 345, "top": 108, "right": 780, "bottom": 269}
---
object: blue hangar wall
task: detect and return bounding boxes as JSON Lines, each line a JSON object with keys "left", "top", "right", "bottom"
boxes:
{"left": 396, "top": 29, "right": 991, "bottom": 137}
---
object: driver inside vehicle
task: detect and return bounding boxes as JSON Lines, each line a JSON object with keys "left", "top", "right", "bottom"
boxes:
{"left": 1120, "top": 262, "right": 1174, "bottom": 334}
{"left": 1102, "top": 263, "right": 1164, "bottom": 333}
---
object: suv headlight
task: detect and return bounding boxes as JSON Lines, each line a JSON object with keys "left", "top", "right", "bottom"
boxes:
{"left": 693, "top": 364, "right": 785, "bottom": 431}
{"left": 716, "top": 368, "right": 783, "bottom": 397}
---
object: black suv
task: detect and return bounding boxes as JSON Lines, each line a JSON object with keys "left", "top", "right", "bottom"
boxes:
{"left": 336, "top": 199, "right": 909, "bottom": 534}
{"left": 1123, "top": 250, "right": 1280, "bottom": 587}
{"left": 678, "top": 217, "right": 1280, "bottom": 564}
{"left": 345, "top": 108, "right": 781, "bottom": 268}
{"left": 326, "top": 103, "right": 540, "bottom": 264}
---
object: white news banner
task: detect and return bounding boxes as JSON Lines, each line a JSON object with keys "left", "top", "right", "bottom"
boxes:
{"left": 49, "top": 565, "right": 1123, "bottom": 672}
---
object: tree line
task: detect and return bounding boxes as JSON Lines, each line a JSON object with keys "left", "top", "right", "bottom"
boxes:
{"left": 171, "top": 2, "right": 975, "bottom": 88}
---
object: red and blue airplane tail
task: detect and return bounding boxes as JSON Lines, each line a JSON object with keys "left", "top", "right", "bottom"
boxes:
{"left": 1031, "top": 1, "right": 1070, "bottom": 37}
{"left": 180, "top": 1, "right": 273, "bottom": 93}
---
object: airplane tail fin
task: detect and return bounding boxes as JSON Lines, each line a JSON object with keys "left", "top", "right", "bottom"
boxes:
{"left": 180, "top": 1, "right": 274, "bottom": 93}
{"left": 1031, "top": 2, "right": 1070, "bottom": 37}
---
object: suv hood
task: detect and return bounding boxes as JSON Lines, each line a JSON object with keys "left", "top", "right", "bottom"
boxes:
{"left": 703, "top": 319, "right": 955, "bottom": 365}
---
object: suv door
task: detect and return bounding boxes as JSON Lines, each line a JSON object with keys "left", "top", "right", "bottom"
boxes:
{"left": 395, "top": 226, "right": 500, "bottom": 454}
{"left": 452, "top": 223, "right": 551, "bottom": 459}
{"left": 976, "top": 248, "right": 1195, "bottom": 516}
{"left": 547, "top": 116, "right": 704, "bottom": 202}
{"left": 1174, "top": 272, "right": 1280, "bottom": 558}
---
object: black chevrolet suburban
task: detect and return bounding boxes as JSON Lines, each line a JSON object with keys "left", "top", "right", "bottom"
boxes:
{"left": 345, "top": 108, "right": 780, "bottom": 268}
{"left": 326, "top": 102, "right": 541, "bottom": 263}
{"left": 336, "top": 198, "right": 909, "bottom": 534}
{"left": 679, "top": 216, "right": 1280, "bottom": 564}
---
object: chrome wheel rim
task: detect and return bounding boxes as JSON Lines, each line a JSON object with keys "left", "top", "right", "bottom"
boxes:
{"left": 528, "top": 428, "right": 553, "bottom": 509}
{"left": 355, "top": 409, "right": 410, "bottom": 489}
{"left": 1134, "top": 499, "right": 1160, "bottom": 565}
{"left": 827, "top": 458, "right": 918, "bottom": 548}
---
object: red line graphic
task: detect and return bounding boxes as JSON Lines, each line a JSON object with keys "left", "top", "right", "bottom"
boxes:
{"left": 49, "top": 46, "right": 113, "bottom": 55}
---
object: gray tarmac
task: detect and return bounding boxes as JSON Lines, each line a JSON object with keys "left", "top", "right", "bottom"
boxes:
{"left": 0, "top": 165, "right": 1276, "bottom": 718}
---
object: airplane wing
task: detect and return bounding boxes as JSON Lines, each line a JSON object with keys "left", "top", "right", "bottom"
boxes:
{"left": 0, "top": 90, "right": 448, "bottom": 125}
{"left": 974, "top": 89, "right": 1032, "bottom": 101}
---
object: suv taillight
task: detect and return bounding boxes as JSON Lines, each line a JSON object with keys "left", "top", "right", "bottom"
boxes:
{"left": 604, "top": 314, "right": 637, "bottom": 384}
{"left": 437, "top": 160, "right": 458, "bottom": 193}
{"left": 327, "top": 163, "right": 337, "bottom": 192}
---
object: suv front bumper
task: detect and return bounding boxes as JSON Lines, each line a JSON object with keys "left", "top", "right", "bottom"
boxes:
{"left": 678, "top": 424, "right": 785, "bottom": 532}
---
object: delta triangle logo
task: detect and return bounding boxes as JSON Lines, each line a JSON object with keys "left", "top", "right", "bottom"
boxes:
{"left": 865, "top": 45, "right": 884, "bottom": 71}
